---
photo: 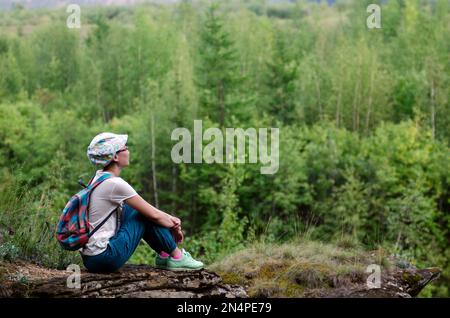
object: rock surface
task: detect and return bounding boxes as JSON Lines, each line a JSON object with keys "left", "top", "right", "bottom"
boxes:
{"left": 303, "top": 266, "right": 441, "bottom": 298}
{"left": 0, "top": 261, "right": 441, "bottom": 298}
{"left": 0, "top": 264, "right": 248, "bottom": 298}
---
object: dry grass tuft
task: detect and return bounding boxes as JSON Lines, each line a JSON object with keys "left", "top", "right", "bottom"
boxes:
{"left": 209, "top": 239, "right": 386, "bottom": 297}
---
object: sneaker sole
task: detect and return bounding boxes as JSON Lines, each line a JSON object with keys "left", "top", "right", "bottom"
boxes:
{"left": 167, "top": 266, "right": 204, "bottom": 271}
{"left": 155, "top": 265, "right": 168, "bottom": 270}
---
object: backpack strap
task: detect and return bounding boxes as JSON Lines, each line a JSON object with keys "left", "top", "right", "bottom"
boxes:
{"left": 86, "top": 174, "right": 97, "bottom": 187}
{"left": 78, "top": 179, "right": 88, "bottom": 189}
{"left": 88, "top": 207, "right": 118, "bottom": 238}
{"left": 85, "top": 172, "right": 117, "bottom": 238}
{"left": 87, "top": 172, "right": 113, "bottom": 189}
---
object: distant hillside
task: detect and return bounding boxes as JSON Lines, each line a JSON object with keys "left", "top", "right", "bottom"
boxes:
{"left": 0, "top": 0, "right": 337, "bottom": 11}
{"left": 0, "top": 0, "right": 178, "bottom": 10}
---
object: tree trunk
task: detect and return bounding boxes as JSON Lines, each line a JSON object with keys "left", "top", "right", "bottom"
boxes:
{"left": 430, "top": 79, "right": 436, "bottom": 140}
{"left": 352, "top": 70, "right": 361, "bottom": 132}
{"left": 335, "top": 82, "right": 342, "bottom": 128}
{"left": 172, "top": 164, "right": 177, "bottom": 212}
{"left": 365, "top": 56, "right": 375, "bottom": 134}
{"left": 151, "top": 113, "right": 159, "bottom": 208}
{"left": 315, "top": 74, "right": 323, "bottom": 121}
{"left": 218, "top": 80, "right": 225, "bottom": 127}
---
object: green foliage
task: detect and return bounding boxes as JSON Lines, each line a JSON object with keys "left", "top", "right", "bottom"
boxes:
{"left": 0, "top": 168, "right": 81, "bottom": 268}
{"left": 196, "top": 3, "right": 249, "bottom": 127}
{"left": 0, "top": 242, "right": 20, "bottom": 261}
{"left": 0, "top": 0, "right": 448, "bottom": 296}
{"left": 263, "top": 26, "right": 299, "bottom": 124}
{"left": 183, "top": 165, "right": 249, "bottom": 264}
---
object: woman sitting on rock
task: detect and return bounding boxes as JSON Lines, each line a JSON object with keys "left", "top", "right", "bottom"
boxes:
{"left": 81, "top": 132, "right": 204, "bottom": 273}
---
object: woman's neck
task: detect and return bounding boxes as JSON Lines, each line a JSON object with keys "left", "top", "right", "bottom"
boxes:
{"left": 103, "top": 164, "right": 121, "bottom": 177}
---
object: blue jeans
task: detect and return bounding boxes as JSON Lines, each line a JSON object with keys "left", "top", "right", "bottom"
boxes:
{"left": 82, "top": 204, "right": 177, "bottom": 273}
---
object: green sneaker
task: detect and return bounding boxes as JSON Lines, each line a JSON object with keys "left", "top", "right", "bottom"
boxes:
{"left": 155, "top": 255, "right": 169, "bottom": 269}
{"left": 166, "top": 249, "right": 204, "bottom": 271}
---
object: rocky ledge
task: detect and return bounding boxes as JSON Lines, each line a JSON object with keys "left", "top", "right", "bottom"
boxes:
{"left": 0, "top": 264, "right": 247, "bottom": 298}
{"left": 304, "top": 266, "right": 441, "bottom": 298}
{"left": 0, "top": 262, "right": 441, "bottom": 298}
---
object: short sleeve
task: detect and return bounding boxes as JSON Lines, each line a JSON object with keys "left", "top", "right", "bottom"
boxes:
{"left": 108, "top": 178, "right": 138, "bottom": 205}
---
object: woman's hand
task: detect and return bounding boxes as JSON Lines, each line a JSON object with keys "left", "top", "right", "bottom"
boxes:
{"left": 170, "top": 216, "right": 181, "bottom": 229}
{"left": 169, "top": 215, "right": 183, "bottom": 243}
{"left": 171, "top": 227, "right": 184, "bottom": 244}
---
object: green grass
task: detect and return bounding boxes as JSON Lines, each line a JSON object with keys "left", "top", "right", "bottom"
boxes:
{"left": 208, "top": 238, "right": 388, "bottom": 298}
{"left": 0, "top": 172, "right": 80, "bottom": 269}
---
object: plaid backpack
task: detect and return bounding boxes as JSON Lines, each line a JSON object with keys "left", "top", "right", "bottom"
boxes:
{"left": 56, "top": 172, "right": 116, "bottom": 251}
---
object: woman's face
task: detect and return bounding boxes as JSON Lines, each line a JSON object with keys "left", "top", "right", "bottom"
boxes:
{"left": 114, "top": 145, "right": 129, "bottom": 167}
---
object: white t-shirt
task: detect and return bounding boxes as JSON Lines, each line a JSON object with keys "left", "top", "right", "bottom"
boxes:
{"left": 81, "top": 170, "right": 138, "bottom": 256}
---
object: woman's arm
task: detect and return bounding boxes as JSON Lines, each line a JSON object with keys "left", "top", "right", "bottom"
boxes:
{"left": 125, "top": 195, "right": 180, "bottom": 229}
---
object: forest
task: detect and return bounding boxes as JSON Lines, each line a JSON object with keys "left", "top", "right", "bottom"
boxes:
{"left": 0, "top": 0, "right": 448, "bottom": 297}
